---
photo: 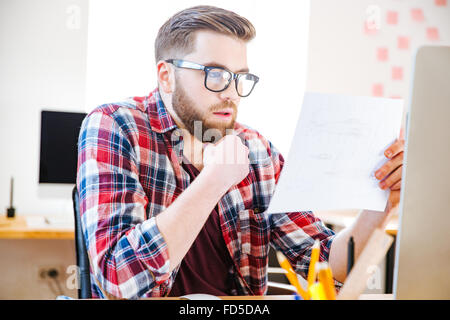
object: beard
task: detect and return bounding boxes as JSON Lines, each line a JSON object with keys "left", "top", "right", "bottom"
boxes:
{"left": 171, "top": 78, "right": 238, "bottom": 143}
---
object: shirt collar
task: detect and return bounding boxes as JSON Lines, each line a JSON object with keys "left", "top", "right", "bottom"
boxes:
{"left": 145, "top": 88, "right": 179, "bottom": 134}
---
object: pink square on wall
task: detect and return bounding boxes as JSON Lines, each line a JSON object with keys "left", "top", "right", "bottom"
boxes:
{"left": 397, "top": 36, "right": 410, "bottom": 49}
{"left": 435, "top": 0, "right": 447, "bottom": 6}
{"left": 376, "top": 47, "right": 389, "bottom": 61}
{"left": 411, "top": 8, "right": 424, "bottom": 22}
{"left": 363, "top": 21, "right": 378, "bottom": 35}
{"left": 372, "top": 83, "right": 384, "bottom": 97}
{"left": 426, "top": 27, "right": 440, "bottom": 41}
{"left": 386, "top": 11, "right": 398, "bottom": 25}
{"left": 392, "top": 67, "right": 403, "bottom": 80}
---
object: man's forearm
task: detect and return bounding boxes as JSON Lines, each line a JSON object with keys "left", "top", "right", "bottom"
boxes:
{"left": 155, "top": 167, "right": 229, "bottom": 272}
{"left": 328, "top": 209, "right": 390, "bottom": 282}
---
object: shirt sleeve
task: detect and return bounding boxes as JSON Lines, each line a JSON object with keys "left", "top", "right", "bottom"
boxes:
{"left": 266, "top": 141, "right": 338, "bottom": 281}
{"left": 76, "top": 110, "right": 171, "bottom": 299}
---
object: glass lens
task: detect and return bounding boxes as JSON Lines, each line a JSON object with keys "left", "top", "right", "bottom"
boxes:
{"left": 237, "top": 74, "right": 257, "bottom": 97}
{"left": 206, "top": 68, "right": 231, "bottom": 91}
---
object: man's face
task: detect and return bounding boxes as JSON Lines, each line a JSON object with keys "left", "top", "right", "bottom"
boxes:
{"left": 171, "top": 30, "right": 249, "bottom": 142}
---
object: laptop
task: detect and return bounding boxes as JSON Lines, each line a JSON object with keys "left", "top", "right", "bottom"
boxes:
{"left": 393, "top": 45, "right": 450, "bottom": 299}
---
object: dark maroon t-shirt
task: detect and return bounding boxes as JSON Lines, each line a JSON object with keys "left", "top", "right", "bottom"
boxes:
{"left": 168, "top": 159, "right": 237, "bottom": 297}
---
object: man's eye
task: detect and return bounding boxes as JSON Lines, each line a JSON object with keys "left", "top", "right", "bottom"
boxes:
{"left": 209, "top": 71, "right": 223, "bottom": 78}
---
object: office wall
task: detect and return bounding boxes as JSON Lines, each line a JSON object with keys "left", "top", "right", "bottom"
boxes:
{"left": 0, "top": 0, "right": 88, "bottom": 299}
{"left": 0, "top": 0, "right": 88, "bottom": 217}
{"left": 307, "top": 0, "right": 450, "bottom": 101}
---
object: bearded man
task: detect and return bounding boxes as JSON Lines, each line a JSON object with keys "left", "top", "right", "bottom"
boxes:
{"left": 76, "top": 5, "right": 405, "bottom": 299}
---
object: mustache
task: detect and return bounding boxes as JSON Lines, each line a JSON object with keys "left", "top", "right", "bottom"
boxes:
{"left": 208, "top": 101, "right": 238, "bottom": 113}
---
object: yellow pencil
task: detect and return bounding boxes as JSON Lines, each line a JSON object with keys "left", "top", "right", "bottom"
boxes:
{"left": 307, "top": 239, "right": 320, "bottom": 288}
{"left": 308, "top": 282, "right": 327, "bottom": 300}
{"left": 317, "top": 262, "right": 336, "bottom": 300}
{"left": 276, "top": 251, "right": 309, "bottom": 300}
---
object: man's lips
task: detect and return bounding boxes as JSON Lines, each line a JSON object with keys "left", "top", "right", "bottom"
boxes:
{"left": 212, "top": 108, "right": 234, "bottom": 118}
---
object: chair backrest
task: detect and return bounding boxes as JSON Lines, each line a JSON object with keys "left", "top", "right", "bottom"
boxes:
{"left": 72, "top": 186, "right": 92, "bottom": 299}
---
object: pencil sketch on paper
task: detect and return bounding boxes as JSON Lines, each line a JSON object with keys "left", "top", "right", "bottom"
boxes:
{"left": 304, "top": 117, "right": 370, "bottom": 178}
{"left": 267, "top": 92, "right": 403, "bottom": 213}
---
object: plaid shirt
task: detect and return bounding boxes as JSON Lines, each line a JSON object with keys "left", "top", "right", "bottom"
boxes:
{"left": 76, "top": 88, "right": 336, "bottom": 299}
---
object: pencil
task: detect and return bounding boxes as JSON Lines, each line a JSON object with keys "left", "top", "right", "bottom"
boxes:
{"left": 307, "top": 239, "right": 320, "bottom": 288}
{"left": 308, "top": 282, "right": 327, "bottom": 300}
{"left": 317, "top": 262, "right": 336, "bottom": 300}
{"left": 276, "top": 251, "right": 309, "bottom": 300}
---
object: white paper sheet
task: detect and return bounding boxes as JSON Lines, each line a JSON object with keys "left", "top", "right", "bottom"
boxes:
{"left": 266, "top": 92, "right": 403, "bottom": 213}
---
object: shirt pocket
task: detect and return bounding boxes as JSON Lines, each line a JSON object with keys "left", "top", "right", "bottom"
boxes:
{"left": 238, "top": 208, "right": 270, "bottom": 258}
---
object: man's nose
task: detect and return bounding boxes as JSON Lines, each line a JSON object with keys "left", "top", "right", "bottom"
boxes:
{"left": 219, "top": 80, "right": 240, "bottom": 101}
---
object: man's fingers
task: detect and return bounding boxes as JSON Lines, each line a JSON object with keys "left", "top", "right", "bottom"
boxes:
{"left": 379, "top": 166, "right": 402, "bottom": 190}
{"left": 387, "top": 190, "right": 401, "bottom": 213}
{"left": 203, "top": 143, "right": 214, "bottom": 154}
{"left": 375, "top": 152, "right": 403, "bottom": 180}
{"left": 204, "top": 135, "right": 249, "bottom": 166}
{"left": 384, "top": 138, "right": 405, "bottom": 159}
{"left": 390, "top": 180, "right": 402, "bottom": 191}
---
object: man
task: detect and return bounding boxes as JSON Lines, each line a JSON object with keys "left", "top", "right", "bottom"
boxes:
{"left": 77, "top": 5, "right": 404, "bottom": 299}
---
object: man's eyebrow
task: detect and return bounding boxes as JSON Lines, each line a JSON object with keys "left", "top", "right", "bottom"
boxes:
{"left": 203, "top": 61, "right": 249, "bottom": 73}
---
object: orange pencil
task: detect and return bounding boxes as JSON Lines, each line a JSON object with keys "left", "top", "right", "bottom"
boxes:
{"left": 276, "top": 251, "right": 309, "bottom": 300}
{"left": 308, "top": 282, "right": 327, "bottom": 300}
{"left": 317, "top": 262, "right": 336, "bottom": 300}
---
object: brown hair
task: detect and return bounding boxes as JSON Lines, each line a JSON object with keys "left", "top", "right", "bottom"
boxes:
{"left": 155, "top": 5, "right": 256, "bottom": 63}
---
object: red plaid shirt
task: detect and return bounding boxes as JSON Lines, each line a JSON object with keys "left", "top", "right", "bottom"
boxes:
{"left": 76, "top": 88, "right": 336, "bottom": 299}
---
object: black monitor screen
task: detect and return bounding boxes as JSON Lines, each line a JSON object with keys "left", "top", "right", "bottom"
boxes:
{"left": 39, "top": 110, "right": 87, "bottom": 184}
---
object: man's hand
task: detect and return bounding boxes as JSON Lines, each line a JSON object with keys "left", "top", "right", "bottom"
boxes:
{"left": 202, "top": 135, "right": 250, "bottom": 190}
{"left": 156, "top": 134, "right": 249, "bottom": 273}
{"left": 374, "top": 130, "right": 405, "bottom": 212}
{"left": 330, "top": 129, "right": 406, "bottom": 282}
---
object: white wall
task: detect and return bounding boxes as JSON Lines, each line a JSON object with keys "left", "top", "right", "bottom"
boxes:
{"left": 86, "top": 0, "right": 311, "bottom": 156}
{"left": 0, "top": 0, "right": 89, "bottom": 217}
{"left": 0, "top": 0, "right": 87, "bottom": 299}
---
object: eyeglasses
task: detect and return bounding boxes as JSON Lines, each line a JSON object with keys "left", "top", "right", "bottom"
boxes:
{"left": 165, "top": 59, "right": 259, "bottom": 97}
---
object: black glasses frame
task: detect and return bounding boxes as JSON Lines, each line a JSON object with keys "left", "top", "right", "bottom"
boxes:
{"left": 165, "top": 59, "right": 259, "bottom": 97}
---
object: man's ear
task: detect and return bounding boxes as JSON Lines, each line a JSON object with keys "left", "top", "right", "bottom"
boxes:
{"left": 156, "top": 60, "right": 175, "bottom": 94}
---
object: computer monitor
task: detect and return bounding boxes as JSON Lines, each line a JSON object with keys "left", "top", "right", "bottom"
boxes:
{"left": 39, "top": 110, "right": 87, "bottom": 184}
{"left": 393, "top": 46, "right": 450, "bottom": 299}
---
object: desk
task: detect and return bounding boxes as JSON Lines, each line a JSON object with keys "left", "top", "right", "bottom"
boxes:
{"left": 0, "top": 216, "right": 74, "bottom": 240}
